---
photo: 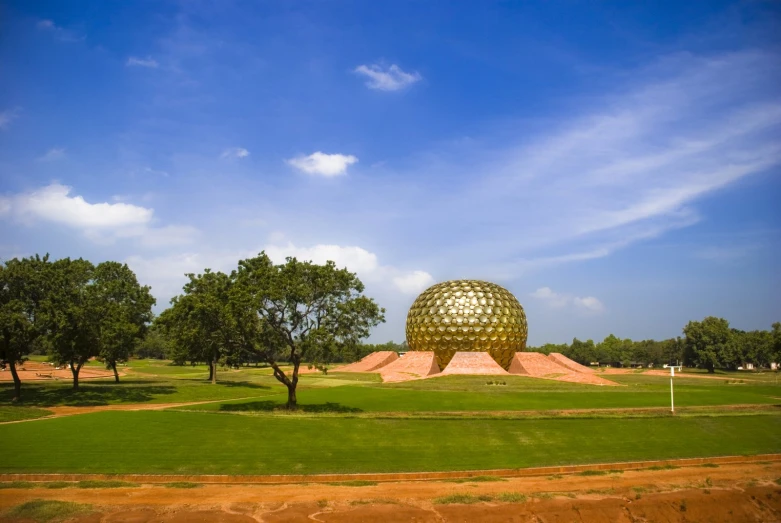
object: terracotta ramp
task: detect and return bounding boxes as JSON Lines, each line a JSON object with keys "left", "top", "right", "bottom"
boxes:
{"left": 337, "top": 351, "right": 398, "bottom": 372}
{"left": 379, "top": 352, "right": 439, "bottom": 383}
{"left": 438, "top": 352, "right": 509, "bottom": 376}
{"left": 509, "top": 352, "right": 618, "bottom": 386}
{"left": 548, "top": 353, "right": 595, "bottom": 374}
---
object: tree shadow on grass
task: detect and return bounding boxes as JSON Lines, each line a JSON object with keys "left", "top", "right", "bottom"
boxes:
{"left": 219, "top": 400, "right": 363, "bottom": 413}
{"left": 0, "top": 382, "right": 179, "bottom": 407}
{"left": 215, "top": 380, "right": 272, "bottom": 390}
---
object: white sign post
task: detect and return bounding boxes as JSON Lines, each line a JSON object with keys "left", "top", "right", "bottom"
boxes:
{"left": 670, "top": 366, "right": 675, "bottom": 414}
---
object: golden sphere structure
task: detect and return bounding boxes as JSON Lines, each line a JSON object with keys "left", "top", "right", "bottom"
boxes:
{"left": 405, "top": 280, "right": 528, "bottom": 371}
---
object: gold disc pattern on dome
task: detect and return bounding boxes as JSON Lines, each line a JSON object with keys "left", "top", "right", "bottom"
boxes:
{"left": 405, "top": 280, "right": 528, "bottom": 371}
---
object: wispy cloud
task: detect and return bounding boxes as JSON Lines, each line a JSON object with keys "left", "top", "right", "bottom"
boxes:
{"left": 37, "top": 147, "right": 66, "bottom": 162}
{"left": 287, "top": 152, "right": 358, "bottom": 177}
{"left": 694, "top": 244, "right": 759, "bottom": 261}
{"left": 126, "top": 56, "right": 159, "bottom": 68}
{"left": 0, "top": 108, "right": 20, "bottom": 130}
{"left": 377, "top": 50, "right": 781, "bottom": 273}
{"left": 530, "top": 287, "right": 605, "bottom": 313}
{"left": 36, "top": 19, "right": 84, "bottom": 42}
{"left": 354, "top": 64, "right": 422, "bottom": 91}
{"left": 221, "top": 147, "right": 250, "bottom": 159}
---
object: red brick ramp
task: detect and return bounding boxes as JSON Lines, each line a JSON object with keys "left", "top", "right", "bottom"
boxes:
{"left": 438, "top": 352, "right": 509, "bottom": 376}
{"left": 337, "top": 351, "right": 398, "bottom": 372}
{"left": 379, "top": 352, "right": 439, "bottom": 383}
{"left": 509, "top": 352, "right": 619, "bottom": 386}
{"left": 548, "top": 353, "right": 595, "bottom": 374}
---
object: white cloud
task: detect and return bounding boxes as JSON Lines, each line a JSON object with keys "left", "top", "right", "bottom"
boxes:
{"left": 264, "top": 242, "right": 433, "bottom": 294}
{"left": 126, "top": 240, "right": 434, "bottom": 313}
{"left": 531, "top": 287, "right": 604, "bottom": 313}
{"left": 11, "top": 184, "right": 152, "bottom": 229}
{"left": 287, "top": 152, "right": 358, "bottom": 177}
{"left": 392, "top": 271, "right": 435, "bottom": 294}
{"left": 573, "top": 296, "right": 605, "bottom": 313}
{"left": 37, "top": 148, "right": 65, "bottom": 162}
{"left": 354, "top": 64, "right": 422, "bottom": 91}
{"left": 0, "top": 108, "right": 20, "bottom": 130}
{"left": 0, "top": 183, "right": 197, "bottom": 247}
{"left": 36, "top": 19, "right": 83, "bottom": 42}
{"left": 529, "top": 287, "right": 570, "bottom": 308}
{"left": 126, "top": 56, "right": 159, "bottom": 68}
{"left": 221, "top": 147, "right": 250, "bottom": 159}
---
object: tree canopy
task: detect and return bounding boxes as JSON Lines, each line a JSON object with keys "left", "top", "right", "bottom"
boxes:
{"left": 157, "top": 252, "right": 385, "bottom": 409}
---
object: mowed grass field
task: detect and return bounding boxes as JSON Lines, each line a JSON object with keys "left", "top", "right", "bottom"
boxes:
{"left": 0, "top": 359, "right": 779, "bottom": 475}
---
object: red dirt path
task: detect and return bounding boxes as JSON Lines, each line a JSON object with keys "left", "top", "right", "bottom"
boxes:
{"left": 0, "top": 362, "right": 119, "bottom": 382}
{"left": 0, "top": 461, "right": 778, "bottom": 522}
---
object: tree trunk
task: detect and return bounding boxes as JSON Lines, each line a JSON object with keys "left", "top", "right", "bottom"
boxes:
{"left": 9, "top": 360, "right": 21, "bottom": 402}
{"left": 211, "top": 354, "right": 217, "bottom": 384}
{"left": 111, "top": 361, "right": 119, "bottom": 383}
{"left": 207, "top": 360, "right": 214, "bottom": 382}
{"left": 286, "top": 358, "right": 301, "bottom": 410}
{"left": 286, "top": 384, "right": 297, "bottom": 409}
{"left": 71, "top": 360, "right": 80, "bottom": 390}
{"left": 706, "top": 362, "right": 715, "bottom": 374}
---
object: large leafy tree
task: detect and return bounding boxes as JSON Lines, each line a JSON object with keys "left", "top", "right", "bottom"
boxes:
{"left": 233, "top": 253, "right": 385, "bottom": 409}
{"left": 0, "top": 255, "right": 50, "bottom": 401}
{"left": 157, "top": 270, "right": 234, "bottom": 383}
{"left": 683, "top": 316, "right": 733, "bottom": 373}
{"left": 92, "top": 262, "right": 155, "bottom": 382}
{"left": 41, "top": 258, "right": 100, "bottom": 389}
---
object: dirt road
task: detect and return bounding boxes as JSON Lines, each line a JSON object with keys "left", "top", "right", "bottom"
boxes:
{"left": 1, "top": 461, "right": 779, "bottom": 522}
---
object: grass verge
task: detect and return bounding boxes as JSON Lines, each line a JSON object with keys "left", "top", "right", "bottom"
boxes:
{"left": 0, "top": 406, "right": 53, "bottom": 423}
{"left": 434, "top": 493, "right": 494, "bottom": 504}
{"left": 5, "top": 499, "right": 93, "bottom": 522}
{"left": 164, "top": 481, "right": 201, "bottom": 488}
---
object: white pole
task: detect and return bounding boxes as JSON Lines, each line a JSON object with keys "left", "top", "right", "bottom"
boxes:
{"left": 670, "top": 366, "right": 675, "bottom": 414}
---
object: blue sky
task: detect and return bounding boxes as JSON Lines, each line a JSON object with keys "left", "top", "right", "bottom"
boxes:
{"left": 1, "top": 0, "right": 779, "bottom": 345}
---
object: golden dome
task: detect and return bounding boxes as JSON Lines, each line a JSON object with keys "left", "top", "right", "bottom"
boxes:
{"left": 405, "top": 279, "right": 528, "bottom": 371}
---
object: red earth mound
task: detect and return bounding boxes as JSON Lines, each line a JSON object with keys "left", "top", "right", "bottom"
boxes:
{"left": 379, "top": 352, "right": 440, "bottom": 383}
{"left": 509, "top": 352, "right": 618, "bottom": 386}
{"left": 437, "top": 351, "right": 509, "bottom": 376}
{"left": 336, "top": 351, "right": 399, "bottom": 373}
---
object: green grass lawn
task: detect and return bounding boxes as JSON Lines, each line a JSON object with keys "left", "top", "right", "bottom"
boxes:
{"left": 0, "top": 406, "right": 52, "bottom": 423}
{"left": 0, "top": 410, "right": 778, "bottom": 475}
{"left": 0, "top": 379, "right": 279, "bottom": 407}
{"left": 176, "top": 375, "right": 781, "bottom": 413}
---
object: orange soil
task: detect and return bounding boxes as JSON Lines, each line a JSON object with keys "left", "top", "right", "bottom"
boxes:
{"left": 379, "top": 352, "right": 440, "bottom": 383}
{"left": 0, "top": 362, "right": 120, "bottom": 382}
{"left": 509, "top": 353, "right": 618, "bottom": 386}
{"left": 1, "top": 461, "right": 778, "bottom": 522}
{"left": 336, "top": 351, "right": 399, "bottom": 373}
{"left": 548, "top": 352, "right": 595, "bottom": 374}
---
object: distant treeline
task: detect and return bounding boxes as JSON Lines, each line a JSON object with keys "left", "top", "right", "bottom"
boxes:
{"left": 529, "top": 317, "right": 780, "bottom": 372}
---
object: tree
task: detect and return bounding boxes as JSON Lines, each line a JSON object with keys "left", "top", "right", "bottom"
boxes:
{"left": 92, "top": 262, "right": 155, "bottom": 382}
{"left": 232, "top": 253, "right": 385, "bottom": 409}
{"left": 157, "top": 270, "right": 234, "bottom": 383}
{"left": 772, "top": 322, "right": 781, "bottom": 365}
{"left": 135, "top": 327, "right": 170, "bottom": 359}
{"left": 567, "top": 338, "right": 596, "bottom": 364}
{"left": 41, "top": 258, "right": 99, "bottom": 390}
{"left": 0, "top": 255, "right": 49, "bottom": 401}
{"left": 683, "top": 316, "right": 733, "bottom": 373}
